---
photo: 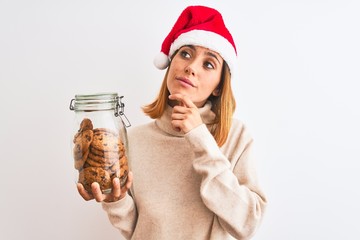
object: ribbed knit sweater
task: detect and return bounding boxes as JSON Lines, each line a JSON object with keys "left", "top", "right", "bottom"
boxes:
{"left": 102, "top": 102, "right": 267, "bottom": 240}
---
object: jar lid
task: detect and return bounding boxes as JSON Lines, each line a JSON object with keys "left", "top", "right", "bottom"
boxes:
{"left": 69, "top": 92, "right": 131, "bottom": 127}
{"left": 69, "top": 92, "right": 118, "bottom": 111}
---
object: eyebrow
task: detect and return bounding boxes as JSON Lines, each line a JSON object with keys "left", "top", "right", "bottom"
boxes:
{"left": 185, "top": 45, "right": 221, "bottom": 64}
{"left": 206, "top": 51, "right": 221, "bottom": 64}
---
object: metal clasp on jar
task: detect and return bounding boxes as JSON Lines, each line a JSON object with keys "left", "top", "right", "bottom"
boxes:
{"left": 115, "top": 96, "right": 131, "bottom": 128}
{"left": 69, "top": 99, "right": 75, "bottom": 111}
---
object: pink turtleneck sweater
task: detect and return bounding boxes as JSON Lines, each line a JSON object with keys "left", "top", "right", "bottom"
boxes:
{"left": 102, "top": 102, "right": 267, "bottom": 240}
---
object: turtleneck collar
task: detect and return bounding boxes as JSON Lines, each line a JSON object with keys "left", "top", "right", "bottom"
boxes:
{"left": 155, "top": 101, "right": 216, "bottom": 137}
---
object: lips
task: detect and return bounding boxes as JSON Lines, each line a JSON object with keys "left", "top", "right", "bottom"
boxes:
{"left": 176, "top": 77, "right": 195, "bottom": 87}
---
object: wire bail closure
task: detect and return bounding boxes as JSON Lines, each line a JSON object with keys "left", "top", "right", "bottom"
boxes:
{"left": 69, "top": 99, "right": 75, "bottom": 111}
{"left": 115, "top": 96, "right": 131, "bottom": 128}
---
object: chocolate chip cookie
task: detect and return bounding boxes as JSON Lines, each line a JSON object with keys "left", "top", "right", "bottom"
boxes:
{"left": 91, "top": 129, "right": 121, "bottom": 152}
{"left": 78, "top": 166, "right": 112, "bottom": 193}
{"left": 73, "top": 129, "right": 94, "bottom": 170}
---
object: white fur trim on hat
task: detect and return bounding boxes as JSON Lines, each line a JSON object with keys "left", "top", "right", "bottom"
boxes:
{"left": 169, "top": 30, "right": 238, "bottom": 79}
{"left": 153, "top": 52, "right": 170, "bottom": 70}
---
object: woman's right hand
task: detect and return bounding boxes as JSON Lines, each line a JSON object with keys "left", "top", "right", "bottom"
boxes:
{"left": 77, "top": 171, "right": 133, "bottom": 203}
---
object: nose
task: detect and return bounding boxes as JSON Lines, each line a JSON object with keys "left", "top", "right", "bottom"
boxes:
{"left": 185, "top": 65, "right": 195, "bottom": 76}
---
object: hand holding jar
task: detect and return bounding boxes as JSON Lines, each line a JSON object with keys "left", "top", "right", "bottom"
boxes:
{"left": 77, "top": 171, "right": 133, "bottom": 202}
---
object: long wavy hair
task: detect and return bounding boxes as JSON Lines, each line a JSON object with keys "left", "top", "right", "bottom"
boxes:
{"left": 142, "top": 59, "right": 236, "bottom": 147}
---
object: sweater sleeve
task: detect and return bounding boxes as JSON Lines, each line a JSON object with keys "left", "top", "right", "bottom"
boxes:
{"left": 185, "top": 123, "right": 267, "bottom": 240}
{"left": 101, "top": 193, "right": 137, "bottom": 240}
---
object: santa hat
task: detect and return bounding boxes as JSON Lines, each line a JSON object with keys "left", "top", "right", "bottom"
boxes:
{"left": 154, "top": 5, "right": 238, "bottom": 79}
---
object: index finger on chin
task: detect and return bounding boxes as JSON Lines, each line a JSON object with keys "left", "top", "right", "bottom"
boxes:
{"left": 169, "top": 94, "right": 195, "bottom": 108}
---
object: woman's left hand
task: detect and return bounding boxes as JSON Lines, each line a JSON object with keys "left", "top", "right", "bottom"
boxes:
{"left": 169, "top": 94, "right": 203, "bottom": 133}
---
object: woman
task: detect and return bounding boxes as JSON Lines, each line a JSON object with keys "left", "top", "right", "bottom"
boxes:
{"left": 78, "top": 5, "right": 267, "bottom": 240}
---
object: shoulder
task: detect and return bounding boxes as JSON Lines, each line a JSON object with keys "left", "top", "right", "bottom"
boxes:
{"left": 225, "top": 118, "right": 254, "bottom": 148}
{"left": 219, "top": 119, "right": 255, "bottom": 164}
{"left": 230, "top": 118, "right": 252, "bottom": 137}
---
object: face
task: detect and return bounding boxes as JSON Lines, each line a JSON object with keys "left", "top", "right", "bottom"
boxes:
{"left": 166, "top": 45, "right": 223, "bottom": 107}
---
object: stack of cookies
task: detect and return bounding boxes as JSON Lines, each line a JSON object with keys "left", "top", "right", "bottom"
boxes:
{"left": 73, "top": 118, "right": 129, "bottom": 193}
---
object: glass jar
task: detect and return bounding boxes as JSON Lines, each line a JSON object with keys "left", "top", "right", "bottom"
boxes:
{"left": 69, "top": 93, "right": 131, "bottom": 194}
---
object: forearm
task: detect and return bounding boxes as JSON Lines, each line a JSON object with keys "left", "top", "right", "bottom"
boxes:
{"left": 186, "top": 124, "right": 267, "bottom": 239}
{"left": 198, "top": 167, "right": 266, "bottom": 239}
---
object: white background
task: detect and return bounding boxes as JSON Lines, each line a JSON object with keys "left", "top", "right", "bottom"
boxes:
{"left": 1, "top": 0, "right": 359, "bottom": 239}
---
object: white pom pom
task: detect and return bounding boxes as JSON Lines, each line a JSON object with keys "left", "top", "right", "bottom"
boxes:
{"left": 153, "top": 52, "right": 170, "bottom": 69}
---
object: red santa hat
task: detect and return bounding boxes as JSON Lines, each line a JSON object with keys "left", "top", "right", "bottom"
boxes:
{"left": 154, "top": 5, "right": 238, "bottom": 79}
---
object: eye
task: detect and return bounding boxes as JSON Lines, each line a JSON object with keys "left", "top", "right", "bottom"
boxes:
{"left": 204, "top": 61, "right": 215, "bottom": 69}
{"left": 180, "top": 50, "right": 191, "bottom": 59}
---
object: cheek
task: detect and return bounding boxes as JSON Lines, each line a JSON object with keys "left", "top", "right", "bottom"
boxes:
{"left": 166, "top": 69, "right": 173, "bottom": 85}
{"left": 206, "top": 75, "right": 221, "bottom": 91}
{"left": 166, "top": 64, "right": 181, "bottom": 87}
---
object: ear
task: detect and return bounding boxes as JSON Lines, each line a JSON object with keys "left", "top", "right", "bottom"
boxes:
{"left": 212, "top": 88, "right": 220, "bottom": 96}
